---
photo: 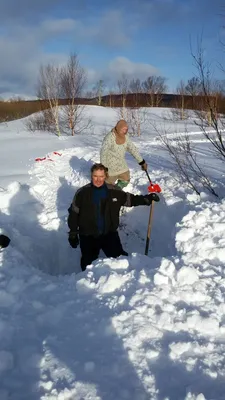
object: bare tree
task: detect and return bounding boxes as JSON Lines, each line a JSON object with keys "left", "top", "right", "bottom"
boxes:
{"left": 37, "top": 64, "right": 62, "bottom": 136}
{"left": 127, "top": 78, "right": 146, "bottom": 133}
{"left": 142, "top": 76, "right": 167, "bottom": 107}
{"left": 8, "top": 96, "right": 23, "bottom": 102}
{"left": 184, "top": 76, "right": 202, "bottom": 109}
{"left": 174, "top": 80, "right": 188, "bottom": 120}
{"left": 104, "top": 84, "right": 116, "bottom": 108}
{"left": 126, "top": 107, "right": 146, "bottom": 136}
{"left": 27, "top": 54, "right": 90, "bottom": 136}
{"left": 85, "top": 90, "right": 95, "bottom": 98}
{"left": 93, "top": 79, "right": 105, "bottom": 106}
{"left": 117, "top": 74, "right": 130, "bottom": 118}
{"left": 129, "top": 78, "right": 142, "bottom": 107}
{"left": 153, "top": 123, "right": 218, "bottom": 196}
{"left": 24, "top": 110, "right": 54, "bottom": 132}
{"left": 129, "top": 78, "right": 142, "bottom": 93}
{"left": 60, "top": 53, "right": 87, "bottom": 136}
{"left": 108, "top": 86, "right": 115, "bottom": 108}
{"left": 185, "top": 77, "right": 202, "bottom": 96}
{"left": 191, "top": 40, "right": 225, "bottom": 160}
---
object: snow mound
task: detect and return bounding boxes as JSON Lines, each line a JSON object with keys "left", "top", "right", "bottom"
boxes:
{"left": 176, "top": 200, "right": 225, "bottom": 267}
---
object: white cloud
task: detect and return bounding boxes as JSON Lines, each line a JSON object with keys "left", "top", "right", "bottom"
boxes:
{"left": 0, "top": 8, "right": 137, "bottom": 96}
{"left": 87, "top": 10, "right": 132, "bottom": 47}
{"left": 0, "top": 22, "right": 71, "bottom": 95}
{"left": 85, "top": 56, "right": 160, "bottom": 91}
{"left": 40, "top": 18, "right": 77, "bottom": 35}
{"left": 0, "top": 7, "right": 160, "bottom": 96}
{"left": 0, "top": 19, "right": 160, "bottom": 96}
{"left": 108, "top": 57, "right": 159, "bottom": 79}
{"left": 66, "top": 9, "right": 133, "bottom": 48}
{"left": 86, "top": 68, "right": 99, "bottom": 85}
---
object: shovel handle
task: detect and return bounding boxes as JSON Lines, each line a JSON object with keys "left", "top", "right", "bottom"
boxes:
{"left": 145, "top": 169, "right": 152, "bottom": 184}
{"left": 145, "top": 200, "right": 154, "bottom": 255}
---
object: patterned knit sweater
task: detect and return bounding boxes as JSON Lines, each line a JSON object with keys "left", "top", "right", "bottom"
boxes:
{"left": 100, "top": 129, "right": 143, "bottom": 176}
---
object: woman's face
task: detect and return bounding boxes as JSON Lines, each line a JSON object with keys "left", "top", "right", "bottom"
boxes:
{"left": 117, "top": 126, "right": 128, "bottom": 136}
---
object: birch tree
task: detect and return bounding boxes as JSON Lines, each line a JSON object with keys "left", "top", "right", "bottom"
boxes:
{"left": 60, "top": 53, "right": 87, "bottom": 136}
{"left": 142, "top": 76, "right": 167, "bottom": 107}
{"left": 117, "top": 74, "right": 130, "bottom": 118}
{"left": 37, "top": 64, "right": 62, "bottom": 136}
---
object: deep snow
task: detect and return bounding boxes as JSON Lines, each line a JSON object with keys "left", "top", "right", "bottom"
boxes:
{"left": 0, "top": 106, "right": 225, "bottom": 399}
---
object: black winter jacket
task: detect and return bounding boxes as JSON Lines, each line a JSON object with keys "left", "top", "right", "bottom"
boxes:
{"left": 68, "top": 183, "right": 151, "bottom": 236}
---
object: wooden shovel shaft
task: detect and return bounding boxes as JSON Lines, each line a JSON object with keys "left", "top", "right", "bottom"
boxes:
{"left": 145, "top": 200, "right": 154, "bottom": 255}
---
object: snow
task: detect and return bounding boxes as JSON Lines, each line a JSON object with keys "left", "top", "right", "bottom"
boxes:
{"left": 0, "top": 105, "right": 225, "bottom": 399}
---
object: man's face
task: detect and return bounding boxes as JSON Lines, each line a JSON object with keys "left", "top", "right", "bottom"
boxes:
{"left": 92, "top": 169, "right": 106, "bottom": 187}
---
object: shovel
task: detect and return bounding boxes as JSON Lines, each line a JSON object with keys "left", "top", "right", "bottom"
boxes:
{"left": 145, "top": 171, "right": 161, "bottom": 256}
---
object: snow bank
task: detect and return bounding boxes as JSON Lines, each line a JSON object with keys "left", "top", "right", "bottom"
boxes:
{"left": 1, "top": 246, "right": 225, "bottom": 399}
{"left": 1, "top": 107, "right": 225, "bottom": 399}
{"left": 176, "top": 200, "right": 225, "bottom": 267}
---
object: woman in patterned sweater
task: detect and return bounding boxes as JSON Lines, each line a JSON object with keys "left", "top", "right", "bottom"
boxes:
{"left": 100, "top": 119, "right": 147, "bottom": 189}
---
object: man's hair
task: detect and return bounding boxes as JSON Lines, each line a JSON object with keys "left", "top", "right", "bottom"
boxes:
{"left": 91, "top": 163, "right": 108, "bottom": 174}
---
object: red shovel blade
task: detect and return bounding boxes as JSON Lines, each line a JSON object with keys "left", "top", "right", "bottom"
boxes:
{"left": 148, "top": 183, "right": 161, "bottom": 193}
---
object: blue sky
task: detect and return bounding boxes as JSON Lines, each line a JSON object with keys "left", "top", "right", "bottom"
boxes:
{"left": 0, "top": 0, "right": 224, "bottom": 97}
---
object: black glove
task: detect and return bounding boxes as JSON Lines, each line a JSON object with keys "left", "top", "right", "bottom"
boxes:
{"left": 0, "top": 234, "right": 10, "bottom": 249}
{"left": 139, "top": 159, "right": 148, "bottom": 171}
{"left": 144, "top": 193, "right": 160, "bottom": 205}
{"left": 68, "top": 232, "right": 79, "bottom": 248}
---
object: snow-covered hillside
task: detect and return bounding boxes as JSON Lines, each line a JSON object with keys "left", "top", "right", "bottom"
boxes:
{"left": 0, "top": 106, "right": 225, "bottom": 400}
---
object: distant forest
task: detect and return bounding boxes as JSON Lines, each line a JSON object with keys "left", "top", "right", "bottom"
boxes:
{"left": 0, "top": 92, "right": 224, "bottom": 123}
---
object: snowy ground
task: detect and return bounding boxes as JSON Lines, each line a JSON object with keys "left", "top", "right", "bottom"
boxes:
{"left": 0, "top": 106, "right": 225, "bottom": 399}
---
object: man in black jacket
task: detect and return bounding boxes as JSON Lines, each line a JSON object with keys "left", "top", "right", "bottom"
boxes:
{"left": 67, "top": 163, "right": 160, "bottom": 271}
